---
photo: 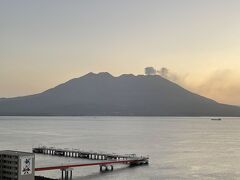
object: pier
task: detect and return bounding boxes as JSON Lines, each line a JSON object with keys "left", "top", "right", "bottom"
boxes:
{"left": 33, "top": 146, "right": 146, "bottom": 161}
{"left": 33, "top": 146, "right": 149, "bottom": 180}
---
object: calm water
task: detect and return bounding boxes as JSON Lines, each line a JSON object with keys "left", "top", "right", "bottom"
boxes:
{"left": 1, "top": 116, "right": 240, "bottom": 180}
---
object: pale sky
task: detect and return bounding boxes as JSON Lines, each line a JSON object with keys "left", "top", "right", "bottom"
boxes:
{"left": 1, "top": 0, "right": 240, "bottom": 105}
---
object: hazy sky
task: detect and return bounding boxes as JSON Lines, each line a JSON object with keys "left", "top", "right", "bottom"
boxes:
{"left": 1, "top": 0, "right": 240, "bottom": 105}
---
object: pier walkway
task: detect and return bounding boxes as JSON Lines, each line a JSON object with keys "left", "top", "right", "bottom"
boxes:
{"left": 33, "top": 146, "right": 149, "bottom": 180}
{"left": 33, "top": 146, "right": 146, "bottom": 161}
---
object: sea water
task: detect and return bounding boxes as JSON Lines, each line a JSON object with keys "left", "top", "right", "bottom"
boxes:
{"left": 0, "top": 116, "right": 240, "bottom": 180}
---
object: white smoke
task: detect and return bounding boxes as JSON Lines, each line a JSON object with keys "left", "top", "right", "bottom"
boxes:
{"left": 158, "top": 67, "right": 169, "bottom": 78}
{"left": 144, "top": 66, "right": 184, "bottom": 84}
{"left": 145, "top": 67, "right": 240, "bottom": 105}
{"left": 145, "top": 67, "right": 157, "bottom": 75}
{"left": 144, "top": 67, "right": 175, "bottom": 78}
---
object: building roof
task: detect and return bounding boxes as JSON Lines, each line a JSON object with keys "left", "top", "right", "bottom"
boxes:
{"left": 0, "top": 150, "right": 34, "bottom": 156}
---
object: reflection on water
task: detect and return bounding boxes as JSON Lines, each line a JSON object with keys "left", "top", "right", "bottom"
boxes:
{"left": 1, "top": 116, "right": 240, "bottom": 179}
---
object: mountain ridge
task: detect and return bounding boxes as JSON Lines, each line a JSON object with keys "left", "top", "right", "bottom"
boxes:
{"left": 0, "top": 72, "right": 240, "bottom": 116}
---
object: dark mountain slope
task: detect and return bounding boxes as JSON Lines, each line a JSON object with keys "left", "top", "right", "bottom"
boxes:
{"left": 0, "top": 72, "right": 240, "bottom": 116}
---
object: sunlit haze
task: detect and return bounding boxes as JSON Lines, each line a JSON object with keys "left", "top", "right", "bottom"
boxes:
{"left": 1, "top": 0, "right": 240, "bottom": 105}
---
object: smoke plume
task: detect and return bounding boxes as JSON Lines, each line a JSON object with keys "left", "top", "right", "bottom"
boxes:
{"left": 145, "top": 67, "right": 240, "bottom": 105}
{"left": 145, "top": 67, "right": 157, "bottom": 75}
{"left": 144, "top": 67, "right": 181, "bottom": 82}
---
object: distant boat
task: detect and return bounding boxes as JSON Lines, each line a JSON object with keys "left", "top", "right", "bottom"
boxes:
{"left": 211, "top": 118, "right": 222, "bottom": 121}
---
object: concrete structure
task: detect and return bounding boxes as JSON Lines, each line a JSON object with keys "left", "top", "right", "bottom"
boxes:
{"left": 0, "top": 150, "right": 35, "bottom": 180}
{"left": 33, "top": 146, "right": 140, "bottom": 161}
{"left": 36, "top": 159, "right": 149, "bottom": 180}
{"left": 34, "top": 146, "right": 149, "bottom": 180}
{"left": 61, "top": 168, "right": 73, "bottom": 180}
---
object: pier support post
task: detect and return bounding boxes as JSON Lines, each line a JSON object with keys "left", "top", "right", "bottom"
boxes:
{"left": 61, "top": 168, "right": 73, "bottom": 180}
{"left": 100, "top": 165, "right": 113, "bottom": 172}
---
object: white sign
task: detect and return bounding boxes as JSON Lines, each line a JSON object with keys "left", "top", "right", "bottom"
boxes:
{"left": 20, "top": 156, "right": 33, "bottom": 175}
